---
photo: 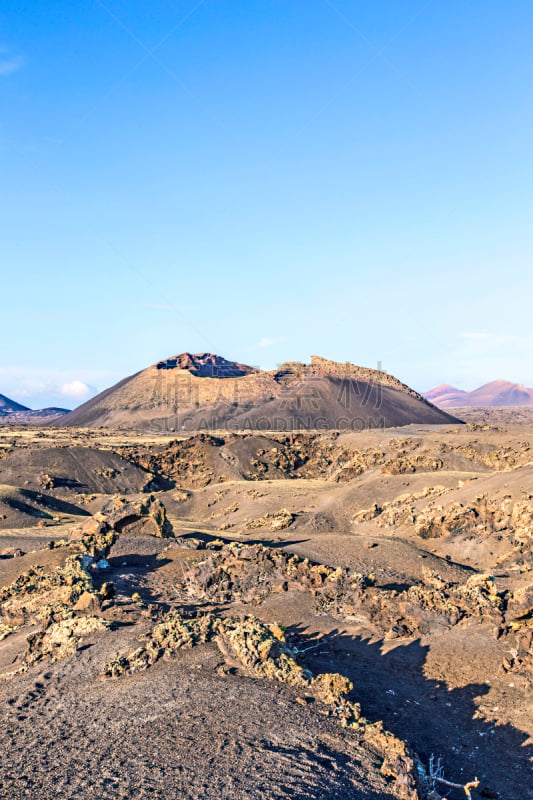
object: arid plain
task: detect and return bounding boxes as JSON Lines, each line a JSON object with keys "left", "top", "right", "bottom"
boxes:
{"left": 1, "top": 358, "right": 533, "bottom": 799}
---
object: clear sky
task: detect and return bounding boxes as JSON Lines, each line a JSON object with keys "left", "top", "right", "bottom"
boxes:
{"left": 1, "top": 0, "right": 532, "bottom": 409}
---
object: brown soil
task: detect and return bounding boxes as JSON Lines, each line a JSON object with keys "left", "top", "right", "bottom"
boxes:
{"left": 1, "top": 420, "right": 533, "bottom": 798}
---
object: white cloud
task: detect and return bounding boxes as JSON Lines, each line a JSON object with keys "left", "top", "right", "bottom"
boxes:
{"left": 0, "top": 367, "right": 115, "bottom": 410}
{"left": 60, "top": 380, "right": 93, "bottom": 399}
{"left": 252, "top": 337, "right": 283, "bottom": 349}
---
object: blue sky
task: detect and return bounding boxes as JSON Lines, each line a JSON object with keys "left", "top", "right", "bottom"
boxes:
{"left": 1, "top": 0, "right": 532, "bottom": 408}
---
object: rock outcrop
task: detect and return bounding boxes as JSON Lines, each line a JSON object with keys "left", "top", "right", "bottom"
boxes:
{"left": 105, "top": 610, "right": 421, "bottom": 799}
{"left": 71, "top": 495, "right": 173, "bottom": 558}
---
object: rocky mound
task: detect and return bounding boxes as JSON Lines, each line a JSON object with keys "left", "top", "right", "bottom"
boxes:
{"left": 118, "top": 428, "right": 509, "bottom": 493}
{"left": 0, "top": 447, "right": 153, "bottom": 497}
{"left": 105, "top": 609, "right": 421, "bottom": 796}
{"left": 60, "top": 353, "right": 459, "bottom": 431}
{"left": 156, "top": 352, "right": 257, "bottom": 377}
{"left": 0, "top": 484, "right": 89, "bottom": 529}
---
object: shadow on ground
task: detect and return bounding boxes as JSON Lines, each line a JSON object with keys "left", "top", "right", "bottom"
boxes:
{"left": 291, "top": 627, "right": 533, "bottom": 799}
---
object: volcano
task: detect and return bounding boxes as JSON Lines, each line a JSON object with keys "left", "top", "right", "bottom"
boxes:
{"left": 59, "top": 353, "right": 460, "bottom": 431}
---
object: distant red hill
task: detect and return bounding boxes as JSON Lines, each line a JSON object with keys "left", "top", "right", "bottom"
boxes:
{"left": 424, "top": 380, "right": 533, "bottom": 408}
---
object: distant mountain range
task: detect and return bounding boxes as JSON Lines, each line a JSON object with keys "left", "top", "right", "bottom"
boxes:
{"left": 59, "top": 352, "right": 459, "bottom": 431}
{"left": 0, "top": 393, "right": 30, "bottom": 414}
{"left": 424, "top": 380, "right": 533, "bottom": 408}
{"left": 0, "top": 393, "right": 69, "bottom": 423}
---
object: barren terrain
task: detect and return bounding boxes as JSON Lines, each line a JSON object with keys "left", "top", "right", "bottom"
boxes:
{"left": 1, "top": 413, "right": 532, "bottom": 798}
